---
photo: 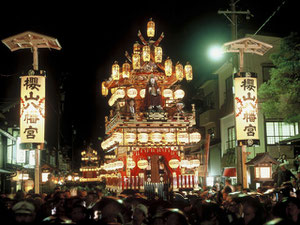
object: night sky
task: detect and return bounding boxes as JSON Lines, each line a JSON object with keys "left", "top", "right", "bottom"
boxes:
{"left": 0, "top": 1, "right": 298, "bottom": 155}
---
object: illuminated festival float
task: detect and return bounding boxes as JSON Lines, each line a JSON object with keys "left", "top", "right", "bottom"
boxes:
{"left": 101, "top": 19, "right": 202, "bottom": 198}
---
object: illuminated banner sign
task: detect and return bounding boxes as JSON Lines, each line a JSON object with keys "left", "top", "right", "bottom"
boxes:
{"left": 20, "top": 74, "right": 46, "bottom": 144}
{"left": 234, "top": 72, "right": 259, "bottom": 146}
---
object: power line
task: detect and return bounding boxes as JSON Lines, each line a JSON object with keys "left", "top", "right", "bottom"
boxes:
{"left": 253, "top": 0, "right": 287, "bottom": 36}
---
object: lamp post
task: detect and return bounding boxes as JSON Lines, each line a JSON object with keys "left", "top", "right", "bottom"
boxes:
{"left": 2, "top": 31, "right": 61, "bottom": 193}
{"left": 222, "top": 37, "right": 272, "bottom": 188}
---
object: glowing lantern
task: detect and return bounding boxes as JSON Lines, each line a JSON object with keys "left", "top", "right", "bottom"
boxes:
{"left": 112, "top": 61, "right": 120, "bottom": 81}
{"left": 165, "top": 58, "right": 172, "bottom": 76}
{"left": 147, "top": 18, "right": 155, "bottom": 37}
{"left": 127, "top": 158, "right": 136, "bottom": 169}
{"left": 115, "top": 161, "right": 124, "bottom": 169}
{"left": 151, "top": 133, "right": 162, "bottom": 143}
{"left": 133, "top": 42, "right": 140, "bottom": 54}
{"left": 162, "top": 89, "right": 173, "bottom": 98}
{"left": 101, "top": 81, "right": 108, "bottom": 96}
{"left": 190, "top": 132, "right": 201, "bottom": 143}
{"left": 165, "top": 133, "right": 175, "bottom": 143}
{"left": 137, "top": 160, "right": 148, "bottom": 169}
{"left": 174, "top": 89, "right": 185, "bottom": 99}
{"left": 142, "top": 45, "right": 150, "bottom": 62}
{"left": 122, "top": 61, "right": 131, "bottom": 79}
{"left": 155, "top": 46, "right": 162, "bottom": 63}
{"left": 175, "top": 62, "right": 184, "bottom": 81}
{"left": 140, "top": 89, "right": 146, "bottom": 98}
{"left": 185, "top": 62, "right": 193, "bottom": 81}
{"left": 116, "top": 89, "right": 126, "bottom": 98}
{"left": 125, "top": 133, "right": 136, "bottom": 143}
{"left": 132, "top": 53, "right": 140, "bottom": 70}
{"left": 127, "top": 88, "right": 138, "bottom": 98}
{"left": 191, "top": 159, "right": 200, "bottom": 168}
{"left": 177, "top": 132, "right": 189, "bottom": 144}
{"left": 138, "top": 133, "right": 148, "bottom": 143}
{"left": 180, "top": 160, "right": 189, "bottom": 168}
{"left": 112, "top": 132, "right": 123, "bottom": 144}
{"left": 169, "top": 159, "right": 180, "bottom": 169}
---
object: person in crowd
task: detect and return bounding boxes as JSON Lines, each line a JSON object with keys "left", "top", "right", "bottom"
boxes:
{"left": 70, "top": 204, "right": 91, "bottom": 224}
{"left": 163, "top": 208, "right": 189, "bottom": 225}
{"left": 285, "top": 197, "right": 300, "bottom": 224}
{"left": 126, "top": 203, "right": 148, "bottom": 225}
{"left": 277, "top": 163, "right": 297, "bottom": 187}
{"left": 12, "top": 200, "right": 37, "bottom": 223}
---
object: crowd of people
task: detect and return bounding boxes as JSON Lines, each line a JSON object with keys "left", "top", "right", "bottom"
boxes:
{"left": 1, "top": 180, "right": 300, "bottom": 225}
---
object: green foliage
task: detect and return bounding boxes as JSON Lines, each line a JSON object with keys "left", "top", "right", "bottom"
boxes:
{"left": 258, "top": 33, "right": 300, "bottom": 122}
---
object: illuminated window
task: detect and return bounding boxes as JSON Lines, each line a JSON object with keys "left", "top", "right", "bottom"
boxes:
{"left": 266, "top": 121, "right": 299, "bottom": 145}
{"left": 227, "top": 126, "right": 236, "bottom": 149}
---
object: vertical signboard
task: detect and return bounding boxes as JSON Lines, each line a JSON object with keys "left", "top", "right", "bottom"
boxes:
{"left": 234, "top": 72, "right": 259, "bottom": 146}
{"left": 20, "top": 74, "right": 46, "bottom": 144}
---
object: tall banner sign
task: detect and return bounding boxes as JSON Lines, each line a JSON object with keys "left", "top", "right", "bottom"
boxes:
{"left": 20, "top": 74, "right": 46, "bottom": 144}
{"left": 234, "top": 72, "right": 259, "bottom": 146}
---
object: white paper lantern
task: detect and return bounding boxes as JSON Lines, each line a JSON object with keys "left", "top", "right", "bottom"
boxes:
{"left": 151, "top": 133, "right": 162, "bottom": 143}
{"left": 165, "top": 133, "right": 175, "bottom": 143}
{"left": 190, "top": 132, "right": 201, "bottom": 143}
{"left": 162, "top": 89, "right": 173, "bottom": 98}
{"left": 137, "top": 160, "right": 148, "bottom": 169}
{"left": 140, "top": 89, "right": 146, "bottom": 98}
{"left": 177, "top": 132, "right": 189, "bottom": 143}
{"left": 125, "top": 133, "right": 136, "bottom": 143}
{"left": 127, "top": 88, "right": 138, "bottom": 98}
{"left": 169, "top": 159, "right": 180, "bottom": 169}
{"left": 174, "top": 89, "right": 185, "bottom": 99}
{"left": 138, "top": 133, "right": 148, "bottom": 143}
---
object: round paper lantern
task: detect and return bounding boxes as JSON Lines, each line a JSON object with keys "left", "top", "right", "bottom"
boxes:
{"left": 125, "top": 133, "right": 136, "bottom": 143}
{"left": 190, "top": 132, "right": 201, "bottom": 143}
{"left": 165, "top": 133, "right": 175, "bottom": 143}
{"left": 155, "top": 46, "right": 162, "bottom": 63}
{"left": 138, "top": 133, "right": 148, "bottom": 143}
{"left": 115, "top": 161, "right": 124, "bottom": 169}
{"left": 127, "top": 88, "right": 138, "bottom": 98}
{"left": 143, "top": 45, "right": 150, "bottom": 62}
{"left": 175, "top": 62, "right": 184, "bottom": 81}
{"left": 174, "top": 89, "right": 185, "bottom": 99}
{"left": 169, "top": 159, "right": 180, "bottom": 169}
{"left": 180, "top": 160, "right": 189, "bottom": 168}
{"left": 191, "top": 159, "right": 200, "bottom": 168}
{"left": 112, "top": 61, "right": 120, "bottom": 81}
{"left": 147, "top": 18, "right": 155, "bottom": 37}
{"left": 177, "top": 132, "right": 189, "bottom": 143}
{"left": 116, "top": 89, "right": 126, "bottom": 99}
{"left": 127, "top": 159, "right": 136, "bottom": 169}
{"left": 132, "top": 53, "right": 140, "bottom": 70}
{"left": 137, "top": 160, "right": 148, "bottom": 169}
{"left": 151, "top": 133, "right": 162, "bottom": 143}
{"left": 162, "top": 89, "right": 173, "bottom": 98}
{"left": 165, "top": 58, "right": 172, "bottom": 76}
{"left": 112, "top": 132, "right": 123, "bottom": 144}
{"left": 140, "top": 89, "right": 146, "bottom": 98}
{"left": 122, "top": 61, "right": 131, "bottom": 79}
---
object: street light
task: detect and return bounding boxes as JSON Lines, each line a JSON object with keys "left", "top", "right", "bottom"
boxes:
{"left": 208, "top": 45, "right": 224, "bottom": 61}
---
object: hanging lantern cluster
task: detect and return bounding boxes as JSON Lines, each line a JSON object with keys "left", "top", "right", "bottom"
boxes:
{"left": 101, "top": 131, "right": 201, "bottom": 149}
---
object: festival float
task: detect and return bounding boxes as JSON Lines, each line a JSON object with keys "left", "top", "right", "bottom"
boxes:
{"left": 80, "top": 146, "right": 100, "bottom": 182}
{"left": 101, "top": 19, "right": 202, "bottom": 197}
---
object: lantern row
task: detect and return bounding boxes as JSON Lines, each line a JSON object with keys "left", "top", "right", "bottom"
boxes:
{"left": 101, "top": 131, "right": 201, "bottom": 150}
{"left": 102, "top": 158, "right": 201, "bottom": 171}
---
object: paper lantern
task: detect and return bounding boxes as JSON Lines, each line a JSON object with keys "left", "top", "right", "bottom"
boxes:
{"left": 191, "top": 159, "right": 200, "bottom": 168}
{"left": 122, "top": 61, "right": 131, "bottom": 79}
{"left": 175, "top": 62, "right": 184, "bottom": 81}
{"left": 101, "top": 81, "right": 108, "bottom": 96}
{"left": 165, "top": 133, "right": 175, "bottom": 143}
{"left": 112, "top": 61, "right": 120, "bottom": 81}
{"left": 116, "top": 89, "right": 126, "bottom": 98}
{"left": 127, "top": 159, "right": 136, "bottom": 169}
{"left": 155, "top": 46, "right": 162, "bottom": 63}
{"left": 133, "top": 42, "right": 140, "bottom": 54}
{"left": 127, "top": 88, "right": 138, "bottom": 98}
{"left": 189, "top": 132, "right": 201, "bottom": 143}
{"left": 115, "top": 161, "right": 124, "bottom": 169}
{"left": 169, "top": 159, "right": 180, "bottom": 169}
{"left": 177, "top": 132, "right": 189, "bottom": 143}
{"left": 185, "top": 63, "right": 193, "bottom": 81}
{"left": 112, "top": 132, "right": 123, "bottom": 144}
{"left": 143, "top": 45, "right": 150, "bottom": 62}
{"left": 132, "top": 53, "right": 140, "bottom": 70}
{"left": 147, "top": 18, "right": 155, "bottom": 37}
{"left": 151, "top": 133, "right": 162, "bottom": 143}
{"left": 162, "top": 89, "right": 173, "bottom": 98}
{"left": 180, "top": 160, "right": 189, "bottom": 168}
{"left": 138, "top": 133, "right": 148, "bottom": 143}
{"left": 140, "top": 89, "right": 146, "bottom": 98}
{"left": 138, "top": 160, "right": 148, "bottom": 169}
{"left": 125, "top": 133, "right": 136, "bottom": 143}
{"left": 164, "top": 58, "right": 172, "bottom": 76}
{"left": 174, "top": 89, "right": 185, "bottom": 99}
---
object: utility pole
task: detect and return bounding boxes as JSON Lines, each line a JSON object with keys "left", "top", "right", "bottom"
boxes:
{"left": 218, "top": 1, "right": 254, "bottom": 187}
{"left": 2, "top": 31, "right": 61, "bottom": 194}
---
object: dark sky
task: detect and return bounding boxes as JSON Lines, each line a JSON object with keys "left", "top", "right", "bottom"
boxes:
{"left": 0, "top": 0, "right": 298, "bottom": 152}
